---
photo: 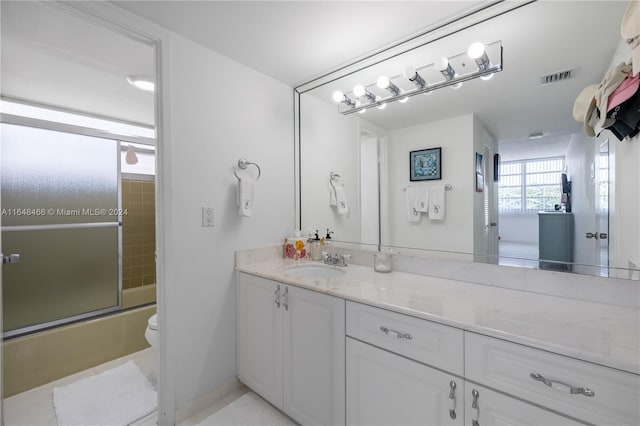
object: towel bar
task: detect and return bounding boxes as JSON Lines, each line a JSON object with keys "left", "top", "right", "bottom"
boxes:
{"left": 403, "top": 184, "right": 452, "bottom": 191}
{"left": 234, "top": 158, "right": 261, "bottom": 181}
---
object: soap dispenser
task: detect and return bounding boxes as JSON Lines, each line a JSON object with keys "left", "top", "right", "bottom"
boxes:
{"left": 309, "top": 230, "right": 323, "bottom": 261}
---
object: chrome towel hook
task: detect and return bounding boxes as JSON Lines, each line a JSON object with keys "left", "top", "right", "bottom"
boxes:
{"left": 234, "top": 158, "right": 261, "bottom": 181}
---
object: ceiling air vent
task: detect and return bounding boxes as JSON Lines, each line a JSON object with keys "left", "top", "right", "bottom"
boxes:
{"left": 540, "top": 68, "right": 575, "bottom": 85}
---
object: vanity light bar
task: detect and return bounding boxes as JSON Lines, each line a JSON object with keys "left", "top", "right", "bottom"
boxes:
{"left": 334, "top": 40, "right": 503, "bottom": 115}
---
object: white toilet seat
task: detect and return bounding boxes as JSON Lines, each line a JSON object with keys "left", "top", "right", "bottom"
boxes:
{"left": 145, "top": 313, "right": 158, "bottom": 347}
{"left": 147, "top": 313, "right": 157, "bottom": 331}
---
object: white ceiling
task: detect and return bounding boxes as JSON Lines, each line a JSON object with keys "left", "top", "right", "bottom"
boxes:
{"left": 1, "top": 1, "right": 155, "bottom": 125}
{"left": 113, "top": 1, "right": 487, "bottom": 87}
{"left": 304, "top": 1, "right": 629, "bottom": 141}
{"left": 1, "top": 1, "right": 629, "bottom": 143}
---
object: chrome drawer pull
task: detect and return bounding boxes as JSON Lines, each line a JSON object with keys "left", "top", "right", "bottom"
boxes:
{"left": 283, "top": 286, "right": 289, "bottom": 311}
{"left": 471, "top": 389, "right": 480, "bottom": 426}
{"left": 448, "top": 380, "right": 457, "bottom": 419}
{"left": 274, "top": 285, "right": 280, "bottom": 308}
{"left": 530, "top": 373, "right": 595, "bottom": 397}
{"left": 379, "top": 326, "right": 412, "bottom": 340}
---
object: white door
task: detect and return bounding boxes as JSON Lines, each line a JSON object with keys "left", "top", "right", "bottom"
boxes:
{"left": 483, "top": 145, "right": 499, "bottom": 262}
{"left": 346, "top": 337, "right": 463, "bottom": 426}
{"left": 283, "top": 285, "right": 345, "bottom": 426}
{"left": 464, "top": 384, "right": 583, "bottom": 426}
{"left": 594, "top": 139, "right": 609, "bottom": 273}
{"left": 236, "top": 273, "right": 283, "bottom": 409}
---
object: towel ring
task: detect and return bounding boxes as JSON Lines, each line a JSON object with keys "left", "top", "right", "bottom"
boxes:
{"left": 329, "top": 172, "right": 340, "bottom": 190}
{"left": 234, "top": 158, "right": 261, "bottom": 181}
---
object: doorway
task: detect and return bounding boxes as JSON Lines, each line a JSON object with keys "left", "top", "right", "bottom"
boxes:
{"left": 1, "top": 2, "right": 160, "bottom": 424}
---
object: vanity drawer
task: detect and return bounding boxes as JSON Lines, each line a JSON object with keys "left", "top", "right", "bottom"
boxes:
{"left": 465, "top": 332, "right": 640, "bottom": 426}
{"left": 346, "top": 301, "right": 463, "bottom": 375}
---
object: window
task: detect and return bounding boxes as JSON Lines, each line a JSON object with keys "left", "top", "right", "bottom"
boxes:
{"left": 498, "top": 157, "right": 564, "bottom": 213}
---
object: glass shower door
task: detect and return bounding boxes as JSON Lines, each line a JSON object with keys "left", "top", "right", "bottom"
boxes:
{"left": 1, "top": 123, "right": 120, "bottom": 337}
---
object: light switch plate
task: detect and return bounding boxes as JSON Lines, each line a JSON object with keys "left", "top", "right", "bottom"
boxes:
{"left": 202, "top": 207, "right": 214, "bottom": 227}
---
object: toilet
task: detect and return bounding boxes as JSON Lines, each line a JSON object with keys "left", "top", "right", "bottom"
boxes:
{"left": 145, "top": 313, "right": 158, "bottom": 347}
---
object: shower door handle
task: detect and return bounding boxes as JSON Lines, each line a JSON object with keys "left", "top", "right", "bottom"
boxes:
{"left": 2, "top": 253, "right": 20, "bottom": 265}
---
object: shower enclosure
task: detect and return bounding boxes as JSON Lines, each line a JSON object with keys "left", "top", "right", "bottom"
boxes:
{"left": 1, "top": 122, "right": 122, "bottom": 338}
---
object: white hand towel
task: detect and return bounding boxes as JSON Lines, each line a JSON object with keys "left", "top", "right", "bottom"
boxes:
{"left": 414, "top": 187, "right": 429, "bottom": 213}
{"left": 238, "top": 176, "right": 256, "bottom": 217}
{"left": 406, "top": 187, "right": 421, "bottom": 223}
{"left": 429, "top": 185, "right": 445, "bottom": 220}
{"left": 334, "top": 185, "right": 349, "bottom": 215}
{"left": 329, "top": 187, "right": 337, "bottom": 206}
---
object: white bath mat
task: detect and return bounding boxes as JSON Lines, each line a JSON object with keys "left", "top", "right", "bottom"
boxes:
{"left": 198, "top": 392, "right": 296, "bottom": 426}
{"left": 53, "top": 360, "right": 157, "bottom": 426}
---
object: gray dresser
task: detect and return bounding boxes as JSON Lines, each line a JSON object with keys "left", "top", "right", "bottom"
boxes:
{"left": 538, "top": 212, "right": 574, "bottom": 271}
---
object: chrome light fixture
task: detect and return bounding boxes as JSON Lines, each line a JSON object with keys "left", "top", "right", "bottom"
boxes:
{"left": 332, "top": 40, "right": 502, "bottom": 114}
{"left": 332, "top": 91, "right": 356, "bottom": 107}
{"left": 403, "top": 65, "right": 426, "bottom": 89}
{"left": 437, "top": 57, "right": 462, "bottom": 89}
{"left": 436, "top": 57, "right": 456, "bottom": 80}
{"left": 353, "top": 84, "right": 377, "bottom": 103}
{"left": 468, "top": 42, "right": 494, "bottom": 80}
{"left": 468, "top": 42, "right": 490, "bottom": 71}
{"left": 376, "top": 76, "right": 400, "bottom": 96}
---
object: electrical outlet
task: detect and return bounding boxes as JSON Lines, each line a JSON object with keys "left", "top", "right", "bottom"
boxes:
{"left": 202, "top": 207, "right": 214, "bottom": 227}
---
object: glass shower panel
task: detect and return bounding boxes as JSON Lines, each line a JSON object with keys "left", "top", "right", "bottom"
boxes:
{"left": 1, "top": 123, "right": 120, "bottom": 336}
{"left": 1, "top": 123, "right": 118, "bottom": 226}
{"left": 2, "top": 227, "right": 119, "bottom": 332}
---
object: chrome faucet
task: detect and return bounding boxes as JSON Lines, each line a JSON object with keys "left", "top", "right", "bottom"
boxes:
{"left": 322, "top": 252, "right": 350, "bottom": 267}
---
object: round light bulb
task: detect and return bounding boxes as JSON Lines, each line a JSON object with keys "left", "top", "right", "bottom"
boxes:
{"left": 332, "top": 90, "right": 344, "bottom": 103}
{"left": 480, "top": 73, "right": 494, "bottom": 81}
{"left": 403, "top": 65, "right": 417, "bottom": 80}
{"left": 377, "top": 75, "right": 391, "bottom": 90}
{"left": 377, "top": 103, "right": 387, "bottom": 110}
{"left": 353, "top": 84, "right": 366, "bottom": 97}
{"left": 468, "top": 42, "right": 486, "bottom": 60}
{"left": 398, "top": 89, "right": 409, "bottom": 103}
{"left": 436, "top": 57, "right": 450, "bottom": 72}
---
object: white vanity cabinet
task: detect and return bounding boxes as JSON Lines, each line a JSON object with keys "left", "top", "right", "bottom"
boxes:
{"left": 345, "top": 301, "right": 464, "bottom": 425}
{"left": 346, "top": 337, "right": 464, "bottom": 426}
{"left": 236, "top": 272, "right": 345, "bottom": 426}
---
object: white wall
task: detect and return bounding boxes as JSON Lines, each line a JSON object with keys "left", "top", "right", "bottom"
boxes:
{"left": 608, "top": 36, "right": 640, "bottom": 278}
{"left": 610, "top": 132, "right": 640, "bottom": 276}
{"left": 385, "top": 114, "right": 477, "bottom": 254}
{"left": 499, "top": 216, "right": 538, "bottom": 244}
{"left": 164, "top": 33, "right": 294, "bottom": 414}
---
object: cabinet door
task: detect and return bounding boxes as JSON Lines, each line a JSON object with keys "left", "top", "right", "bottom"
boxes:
{"left": 283, "top": 285, "right": 345, "bottom": 426}
{"left": 236, "top": 273, "right": 283, "bottom": 409}
{"left": 465, "top": 384, "right": 584, "bottom": 426}
{"left": 347, "top": 337, "right": 463, "bottom": 426}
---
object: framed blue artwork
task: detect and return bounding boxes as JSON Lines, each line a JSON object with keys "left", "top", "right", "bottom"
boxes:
{"left": 410, "top": 147, "right": 441, "bottom": 181}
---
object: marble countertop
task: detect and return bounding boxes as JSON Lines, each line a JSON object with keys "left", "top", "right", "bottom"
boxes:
{"left": 237, "top": 258, "right": 640, "bottom": 375}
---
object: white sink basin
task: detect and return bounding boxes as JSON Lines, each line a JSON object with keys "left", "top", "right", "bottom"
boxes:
{"left": 284, "top": 264, "right": 346, "bottom": 278}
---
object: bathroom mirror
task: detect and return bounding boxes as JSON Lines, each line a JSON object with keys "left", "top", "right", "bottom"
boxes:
{"left": 298, "top": 1, "right": 640, "bottom": 279}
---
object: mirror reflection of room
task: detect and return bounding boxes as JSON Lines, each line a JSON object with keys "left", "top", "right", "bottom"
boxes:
{"left": 299, "top": 0, "right": 638, "bottom": 279}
